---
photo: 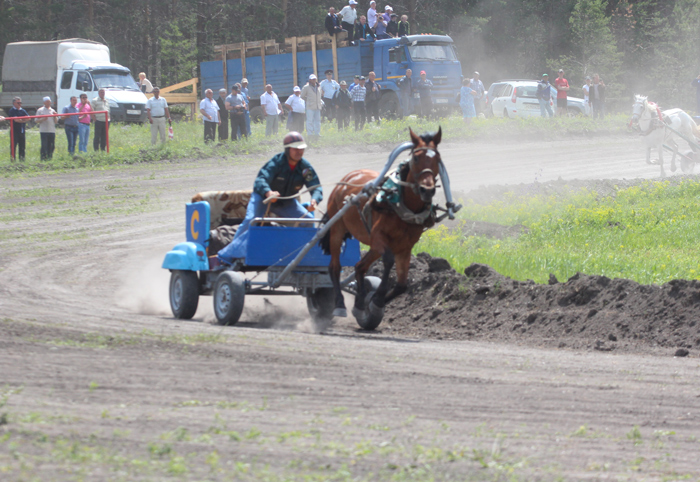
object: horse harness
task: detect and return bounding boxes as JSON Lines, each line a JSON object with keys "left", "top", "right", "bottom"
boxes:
{"left": 633, "top": 100, "right": 667, "bottom": 137}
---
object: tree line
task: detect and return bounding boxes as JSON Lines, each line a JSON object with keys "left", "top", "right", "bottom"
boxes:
{"left": 1, "top": 0, "right": 699, "bottom": 112}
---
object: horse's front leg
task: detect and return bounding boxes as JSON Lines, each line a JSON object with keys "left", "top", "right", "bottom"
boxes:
{"left": 384, "top": 250, "right": 411, "bottom": 303}
{"left": 645, "top": 146, "right": 653, "bottom": 165}
{"left": 329, "top": 227, "right": 348, "bottom": 317}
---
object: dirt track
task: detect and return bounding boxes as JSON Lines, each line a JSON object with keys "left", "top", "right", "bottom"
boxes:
{"left": 2, "top": 133, "right": 700, "bottom": 480}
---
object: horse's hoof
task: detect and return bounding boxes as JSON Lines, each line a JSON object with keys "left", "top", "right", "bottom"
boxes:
{"left": 352, "top": 306, "right": 366, "bottom": 323}
{"left": 333, "top": 307, "right": 347, "bottom": 318}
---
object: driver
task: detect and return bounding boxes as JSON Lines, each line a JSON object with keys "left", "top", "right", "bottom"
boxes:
{"left": 217, "top": 131, "right": 322, "bottom": 264}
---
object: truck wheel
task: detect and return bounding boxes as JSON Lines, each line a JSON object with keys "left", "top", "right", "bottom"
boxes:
{"left": 250, "top": 106, "right": 264, "bottom": 124}
{"left": 169, "top": 270, "right": 200, "bottom": 319}
{"left": 355, "top": 276, "right": 383, "bottom": 330}
{"left": 306, "top": 288, "right": 335, "bottom": 324}
{"left": 379, "top": 92, "right": 400, "bottom": 120}
{"left": 213, "top": 271, "right": 245, "bottom": 326}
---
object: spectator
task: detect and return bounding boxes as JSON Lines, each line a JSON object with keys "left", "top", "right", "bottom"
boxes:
{"left": 334, "top": 81, "right": 353, "bottom": 130}
{"left": 325, "top": 7, "right": 344, "bottom": 36}
{"left": 301, "top": 74, "right": 323, "bottom": 140}
{"left": 339, "top": 0, "right": 358, "bottom": 40}
{"left": 553, "top": 69, "right": 569, "bottom": 116}
{"left": 8, "top": 97, "right": 29, "bottom": 161}
{"left": 284, "top": 86, "right": 306, "bottom": 132}
{"left": 582, "top": 76, "right": 591, "bottom": 116}
{"left": 261, "top": 84, "right": 283, "bottom": 136}
{"left": 147, "top": 86, "right": 172, "bottom": 145}
{"left": 387, "top": 13, "right": 399, "bottom": 37}
{"left": 694, "top": 74, "right": 700, "bottom": 115}
{"left": 398, "top": 15, "right": 410, "bottom": 36}
{"left": 416, "top": 70, "right": 433, "bottom": 119}
{"left": 92, "top": 88, "right": 110, "bottom": 152}
{"left": 354, "top": 16, "right": 376, "bottom": 42}
{"left": 320, "top": 70, "right": 340, "bottom": 121}
{"left": 536, "top": 73, "right": 553, "bottom": 118}
{"left": 215, "top": 88, "right": 229, "bottom": 141}
{"left": 241, "top": 78, "right": 251, "bottom": 136}
{"left": 225, "top": 85, "right": 247, "bottom": 141}
{"left": 200, "top": 88, "right": 220, "bottom": 143}
{"left": 383, "top": 5, "right": 393, "bottom": 23}
{"left": 397, "top": 68, "right": 414, "bottom": 117}
{"left": 590, "top": 74, "right": 606, "bottom": 119}
{"left": 61, "top": 96, "right": 80, "bottom": 155}
{"left": 375, "top": 11, "right": 388, "bottom": 39}
{"left": 365, "top": 71, "right": 382, "bottom": 124}
{"left": 349, "top": 74, "right": 361, "bottom": 91}
{"left": 352, "top": 76, "right": 367, "bottom": 131}
{"left": 459, "top": 78, "right": 478, "bottom": 124}
{"left": 36, "top": 96, "right": 58, "bottom": 160}
{"left": 367, "top": 1, "right": 378, "bottom": 30}
{"left": 469, "top": 71, "right": 486, "bottom": 116}
{"left": 76, "top": 93, "right": 92, "bottom": 153}
{"left": 137, "top": 72, "right": 154, "bottom": 94}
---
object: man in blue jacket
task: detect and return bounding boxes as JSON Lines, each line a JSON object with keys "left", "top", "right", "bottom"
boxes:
{"left": 218, "top": 132, "right": 323, "bottom": 264}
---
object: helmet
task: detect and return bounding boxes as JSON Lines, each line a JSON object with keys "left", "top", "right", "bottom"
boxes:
{"left": 283, "top": 131, "right": 307, "bottom": 149}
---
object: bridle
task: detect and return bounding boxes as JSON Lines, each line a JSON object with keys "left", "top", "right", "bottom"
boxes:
{"left": 630, "top": 97, "right": 664, "bottom": 136}
{"left": 399, "top": 146, "right": 439, "bottom": 196}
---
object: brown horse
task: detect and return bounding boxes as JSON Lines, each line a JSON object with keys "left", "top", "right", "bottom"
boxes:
{"left": 320, "top": 127, "right": 442, "bottom": 329}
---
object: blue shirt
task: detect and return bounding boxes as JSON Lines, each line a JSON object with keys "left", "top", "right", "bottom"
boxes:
{"left": 8, "top": 107, "right": 28, "bottom": 134}
{"left": 62, "top": 105, "right": 80, "bottom": 126}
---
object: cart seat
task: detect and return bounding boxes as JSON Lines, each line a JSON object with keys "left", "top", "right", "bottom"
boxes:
{"left": 192, "top": 190, "right": 252, "bottom": 230}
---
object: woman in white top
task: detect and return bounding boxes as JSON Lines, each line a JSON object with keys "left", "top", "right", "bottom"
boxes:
{"left": 138, "top": 72, "right": 154, "bottom": 93}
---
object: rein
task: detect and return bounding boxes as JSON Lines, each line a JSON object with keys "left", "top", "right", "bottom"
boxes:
{"left": 632, "top": 100, "right": 665, "bottom": 137}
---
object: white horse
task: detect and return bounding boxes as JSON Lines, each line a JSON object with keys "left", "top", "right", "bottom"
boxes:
{"left": 630, "top": 94, "right": 700, "bottom": 176}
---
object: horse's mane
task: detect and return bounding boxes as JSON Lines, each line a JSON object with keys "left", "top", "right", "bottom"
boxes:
{"left": 634, "top": 94, "right": 648, "bottom": 103}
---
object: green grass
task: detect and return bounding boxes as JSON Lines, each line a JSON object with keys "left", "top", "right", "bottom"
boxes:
{"left": 416, "top": 179, "right": 700, "bottom": 285}
{"left": 0, "top": 114, "right": 630, "bottom": 173}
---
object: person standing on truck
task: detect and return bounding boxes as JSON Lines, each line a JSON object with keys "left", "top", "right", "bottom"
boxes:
{"left": 375, "top": 12, "right": 389, "bottom": 39}
{"left": 36, "top": 97, "right": 58, "bottom": 160}
{"left": 284, "top": 86, "right": 306, "bottom": 133}
{"left": 354, "top": 16, "right": 376, "bottom": 42}
{"left": 334, "top": 81, "right": 353, "bottom": 130}
{"left": 397, "top": 68, "right": 414, "bottom": 117}
{"left": 225, "top": 85, "right": 247, "bottom": 141}
{"left": 398, "top": 15, "right": 410, "bottom": 36}
{"left": 147, "top": 87, "right": 172, "bottom": 145}
{"left": 217, "top": 131, "right": 322, "bottom": 265}
{"left": 387, "top": 13, "right": 399, "bottom": 37}
{"left": 76, "top": 94, "right": 93, "bottom": 154}
{"left": 320, "top": 70, "right": 340, "bottom": 122}
{"left": 365, "top": 71, "right": 382, "bottom": 124}
{"left": 368, "top": 1, "right": 378, "bottom": 30}
{"left": 301, "top": 74, "right": 323, "bottom": 141}
{"left": 92, "top": 88, "right": 110, "bottom": 152}
{"left": 8, "top": 97, "right": 29, "bottom": 161}
{"left": 352, "top": 76, "right": 367, "bottom": 131}
{"left": 215, "top": 88, "right": 229, "bottom": 141}
{"left": 553, "top": 69, "right": 569, "bottom": 117}
{"left": 200, "top": 89, "right": 220, "bottom": 143}
{"left": 138, "top": 73, "right": 154, "bottom": 94}
{"left": 417, "top": 71, "right": 434, "bottom": 119}
{"left": 261, "top": 84, "right": 283, "bottom": 137}
{"left": 61, "top": 96, "right": 80, "bottom": 155}
{"left": 339, "top": 0, "right": 358, "bottom": 40}
{"left": 325, "top": 7, "right": 345, "bottom": 36}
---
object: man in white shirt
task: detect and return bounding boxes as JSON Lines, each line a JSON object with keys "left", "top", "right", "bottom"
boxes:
{"left": 146, "top": 87, "right": 172, "bottom": 145}
{"left": 199, "top": 89, "right": 220, "bottom": 143}
{"left": 367, "top": 1, "right": 377, "bottom": 29}
{"left": 338, "top": 0, "right": 358, "bottom": 39}
{"left": 319, "top": 70, "right": 340, "bottom": 121}
{"left": 260, "top": 84, "right": 283, "bottom": 136}
{"left": 284, "top": 86, "right": 306, "bottom": 132}
{"left": 582, "top": 76, "right": 591, "bottom": 116}
{"left": 36, "top": 96, "right": 58, "bottom": 160}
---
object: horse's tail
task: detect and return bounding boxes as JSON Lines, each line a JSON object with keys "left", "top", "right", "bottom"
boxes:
{"left": 319, "top": 211, "right": 332, "bottom": 255}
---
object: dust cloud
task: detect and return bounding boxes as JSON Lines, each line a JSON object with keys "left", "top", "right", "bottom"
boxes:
{"left": 115, "top": 252, "right": 172, "bottom": 316}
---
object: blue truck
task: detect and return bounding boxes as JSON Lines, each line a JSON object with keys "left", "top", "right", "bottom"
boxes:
{"left": 200, "top": 35, "right": 462, "bottom": 120}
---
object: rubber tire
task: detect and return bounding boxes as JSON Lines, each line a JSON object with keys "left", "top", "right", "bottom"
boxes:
{"left": 213, "top": 271, "right": 246, "bottom": 326}
{"left": 378, "top": 92, "right": 400, "bottom": 120}
{"left": 306, "top": 288, "right": 335, "bottom": 324}
{"left": 250, "top": 106, "right": 264, "bottom": 124}
{"left": 680, "top": 157, "right": 695, "bottom": 174}
{"left": 355, "top": 276, "right": 383, "bottom": 330}
{"left": 169, "top": 270, "right": 200, "bottom": 319}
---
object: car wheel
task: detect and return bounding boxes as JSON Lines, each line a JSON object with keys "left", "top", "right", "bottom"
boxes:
{"left": 306, "top": 288, "right": 335, "bottom": 325}
{"left": 169, "top": 270, "right": 200, "bottom": 319}
{"left": 213, "top": 271, "right": 246, "bottom": 326}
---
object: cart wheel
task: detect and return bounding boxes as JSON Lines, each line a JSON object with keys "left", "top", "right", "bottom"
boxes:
{"left": 169, "top": 270, "right": 200, "bottom": 319}
{"left": 355, "top": 276, "right": 383, "bottom": 330}
{"left": 306, "top": 288, "right": 335, "bottom": 324}
{"left": 681, "top": 157, "right": 695, "bottom": 174}
{"left": 213, "top": 272, "right": 246, "bottom": 326}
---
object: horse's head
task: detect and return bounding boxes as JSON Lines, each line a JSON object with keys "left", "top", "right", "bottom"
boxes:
{"left": 631, "top": 94, "right": 649, "bottom": 124}
{"left": 408, "top": 127, "right": 442, "bottom": 203}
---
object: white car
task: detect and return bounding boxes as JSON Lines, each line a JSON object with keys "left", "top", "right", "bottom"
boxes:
{"left": 487, "top": 80, "right": 587, "bottom": 118}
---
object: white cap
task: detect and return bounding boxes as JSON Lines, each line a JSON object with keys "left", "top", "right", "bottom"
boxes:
{"left": 385, "top": 5, "right": 392, "bottom": 10}
{"left": 42, "top": 96, "right": 51, "bottom": 102}
{"left": 349, "top": 0, "right": 357, "bottom": 4}
{"left": 309, "top": 74, "right": 317, "bottom": 80}
{"left": 293, "top": 86, "right": 301, "bottom": 92}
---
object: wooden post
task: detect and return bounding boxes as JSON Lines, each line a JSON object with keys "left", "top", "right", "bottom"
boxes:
{"left": 222, "top": 45, "right": 228, "bottom": 91}
{"left": 241, "top": 42, "right": 247, "bottom": 80}
{"left": 292, "top": 37, "right": 298, "bottom": 87}
{"left": 331, "top": 34, "right": 338, "bottom": 81}
{"left": 261, "top": 43, "right": 266, "bottom": 87}
{"left": 311, "top": 34, "right": 318, "bottom": 79}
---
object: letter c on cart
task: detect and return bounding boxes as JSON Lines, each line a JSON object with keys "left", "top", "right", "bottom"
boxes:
{"left": 190, "top": 210, "right": 200, "bottom": 241}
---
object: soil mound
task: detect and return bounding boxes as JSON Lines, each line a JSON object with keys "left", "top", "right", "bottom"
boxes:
{"left": 374, "top": 253, "right": 700, "bottom": 355}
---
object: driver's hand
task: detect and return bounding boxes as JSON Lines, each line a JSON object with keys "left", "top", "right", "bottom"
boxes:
{"left": 308, "top": 199, "right": 318, "bottom": 211}
{"left": 266, "top": 191, "right": 280, "bottom": 202}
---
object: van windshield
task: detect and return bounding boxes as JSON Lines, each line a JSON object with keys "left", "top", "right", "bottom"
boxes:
{"left": 93, "top": 71, "right": 140, "bottom": 91}
{"left": 407, "top": 43, "right": 457, "bottom": 61}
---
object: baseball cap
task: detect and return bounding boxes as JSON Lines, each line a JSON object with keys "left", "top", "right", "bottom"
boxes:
{"left": 390, "top": 13, "right": 397, "bottom": 17}
{"left": 349, "top": 0, "right": 357, "bottom": 4}
{"left": 219, "top": 88, "right": 227, "bottom": 93}
{"left": 293, "top": 86, "right": 301, "bottom": 92}
{"left": 473, "top": 71, "right": 480, "bottom": 76}
{"left": 241, "top": 78, "right": 248, "bottom": 83}
{"left": 354, "top": 74, "right": 360, "bottom": 79}
{"left": 309, "top": 74, "right": 317, "bottom": 80}
{"left": 340, "top": 80, "right": 347, "bottom": 86}
{"left": 359, "top": 76, "right": 366, "bottom": 80}
{"left": 385, "top": 5, "right": 392, "bottom": 10}
{"left": 42, "top": 96, "right": 51, "bottom": 102}
{"left": 542, "top": 73, "right": 548, "bottom": 77}
{"left": 558, "top": 69, "right": 564, "bottom": 72}
{"left": 283, "top": 131, "right": 307, "bottom": 149}
{"left": 325, "top": 69, "right": 333, "bottom": 75}
{"left": 585, "top": 76, "right": 591, "bottom": 80}
{"left": 420, "top": 70, "right": 426, "bottom": 75}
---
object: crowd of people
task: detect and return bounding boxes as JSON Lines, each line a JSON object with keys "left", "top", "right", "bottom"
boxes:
{"left": 325, "top": 0, "right": 411, "bottom": 42}
{"left": 536, "top": 69, "right": 607, "bottom": 118}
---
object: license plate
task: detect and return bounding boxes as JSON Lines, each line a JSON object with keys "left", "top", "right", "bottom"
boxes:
{"left": 434, "top": 98, "right": 448, "bottom": 104}
{"left": 524, "top": 103, "right": 539, "bottom": 110}
{"left": 127, "top": 109, "right": 140, "bottom": 115}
